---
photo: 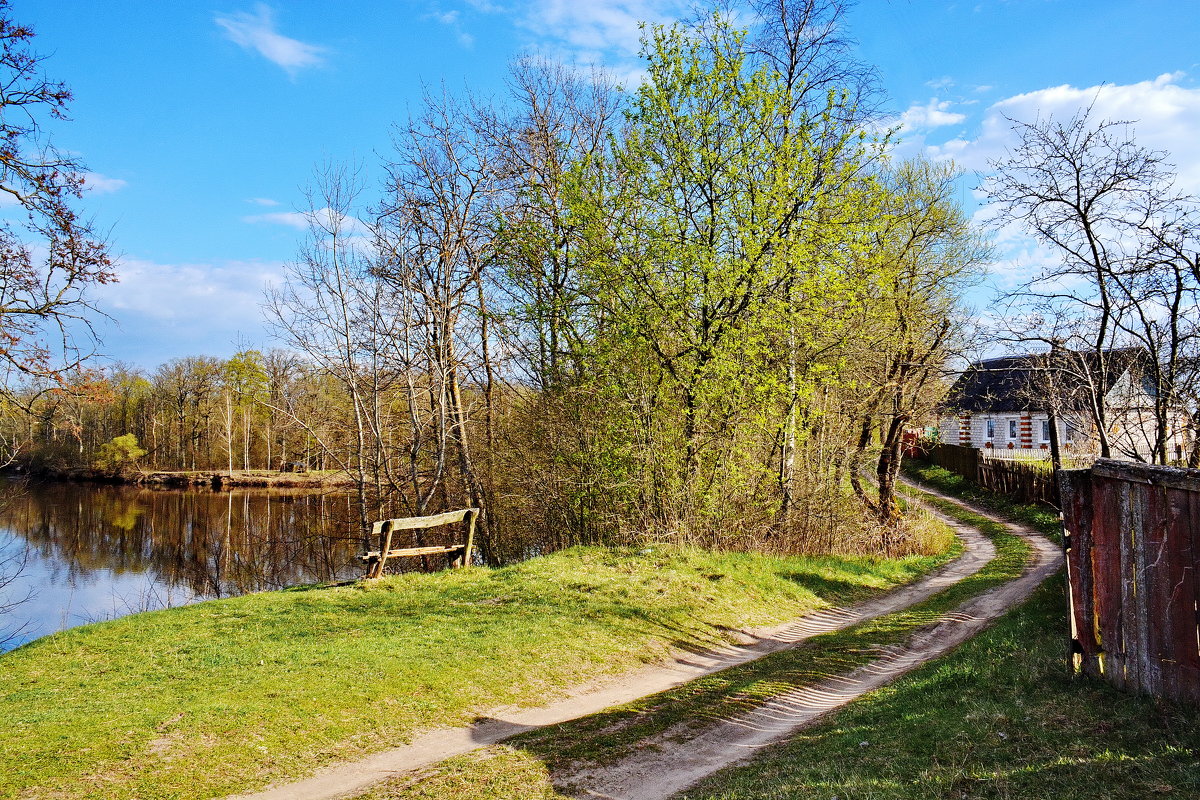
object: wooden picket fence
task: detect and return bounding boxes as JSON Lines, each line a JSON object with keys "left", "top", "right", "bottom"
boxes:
{"left": 927, "top": 443, "right": 1059, "bottom": 505}
{"left": 928, "top": 442, "right": 981, "bottom": 482}
{"left": 1059, "top": 460, "right": 1200, "bottom": 704}
{"left": 977, "top": 457, "right": 1058, "bottom": 506}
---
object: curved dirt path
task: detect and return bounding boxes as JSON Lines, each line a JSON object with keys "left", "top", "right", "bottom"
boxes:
{"left": 561, "top": 487, "right": 1063, "bottom": 800}
{"left": 228, "top": 491, "right": 1028, "bottom": 800}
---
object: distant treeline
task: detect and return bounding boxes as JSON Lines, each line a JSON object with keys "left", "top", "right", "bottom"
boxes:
{"left": 1, "top": 350, "right": 336, "bottom": 474}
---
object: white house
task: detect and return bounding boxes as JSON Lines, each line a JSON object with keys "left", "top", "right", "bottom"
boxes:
{"left": 938, "top": 349, "right": 1188, "bottom": 461}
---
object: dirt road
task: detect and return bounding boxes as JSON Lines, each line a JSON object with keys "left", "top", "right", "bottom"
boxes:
{"left": 228, "top": 487, "right": 1058, "bottom": 800}
{"left": 562, "top": 491, "right": 1061, "bottom": 799}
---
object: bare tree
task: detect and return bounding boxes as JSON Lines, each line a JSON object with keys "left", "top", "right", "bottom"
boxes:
{"left": 374, "top": 88, "right": 501, "bottom": 556}
{"left": 485, "top": 56, "right": 619, "bottom": 392}
{"left": 985, "top": 107, "right": 1200, "bottom": 462}
{"left": 265, "top": 164, "right": 410, "bottom": 547}
{"left": 0, "top": 2, "right": 113, "bottom": 406}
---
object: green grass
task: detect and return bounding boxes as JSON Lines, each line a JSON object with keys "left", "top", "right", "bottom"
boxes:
{"left": 673, "top": 464, "right": 1200, "bottom": 799}
{"left": 357, "top": 485, "right": 1032, "bottom": 799}
{"left": 681, "top": 580, "right": 1200, "bottom": 799}
{"left": 0, "top": 545, "right": 948, "bottom": 800}
{"left": 902, "top": 459, "right": 1062, "bottom": 540}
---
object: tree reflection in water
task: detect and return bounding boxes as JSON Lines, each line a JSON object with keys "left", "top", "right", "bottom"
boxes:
{"left": 0, "top": 481, "right": 384, "bottom": 647}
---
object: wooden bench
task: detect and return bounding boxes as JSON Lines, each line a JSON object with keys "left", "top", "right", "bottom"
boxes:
{"left": 358, "top": 508, "right": 479, "bottom": 578}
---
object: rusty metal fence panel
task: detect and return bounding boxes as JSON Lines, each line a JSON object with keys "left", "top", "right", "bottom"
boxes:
{"left": 1059, "top": 459, "right": 1200, "bottom": 704}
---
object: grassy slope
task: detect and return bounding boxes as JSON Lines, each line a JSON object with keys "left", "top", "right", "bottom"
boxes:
{"left": 674, "top": 463, "right": 1200, "bottom": 799}
{"left": 355, "top": 480, "right": 1029, "bottom": 799}
{"left": 0, "top": 545, "right": 947, "bottom": 800}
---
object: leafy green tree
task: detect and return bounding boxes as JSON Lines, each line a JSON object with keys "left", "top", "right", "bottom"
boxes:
{"left": 93, "top": 433, "right": 146, "bottom": 475}
{"left": 568, "top": 14, "right": 878, "bottom": 533}
{"left": 845, "top": 158, "right": 987, "bottom": 535}
{"left": 222, "top": 349, "right": 269, "bottom": 470}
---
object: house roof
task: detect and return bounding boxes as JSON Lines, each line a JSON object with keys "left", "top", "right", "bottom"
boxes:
{"left": 943, "top": 348, "right": 1147, "bottom": 414}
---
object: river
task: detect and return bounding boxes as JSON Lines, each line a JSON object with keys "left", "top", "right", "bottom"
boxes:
{"left": 0, "top": 479, "right": 368, "bottom": 651}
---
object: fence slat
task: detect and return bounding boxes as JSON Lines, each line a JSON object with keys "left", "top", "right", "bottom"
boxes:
{"left": 1142, "top": 485, "right": 1172, "bottom": 699}
{"left": 1061, "top": 470, "right": 1099, "bottom": 677}
{"left": 1091, "top": 475, "right": 1127, "bottom": 688}
{"left": 1062, "top": 459, "right": 1200, "bottom": 705}
{"left": 1166, "top": 491, "right": 1200, "bottom": 705}
{"left": 1125, "top": 483, "right": 1152, "bottom": 695}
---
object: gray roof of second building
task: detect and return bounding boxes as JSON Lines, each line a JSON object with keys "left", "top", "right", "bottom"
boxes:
{"left": 944, "top": 348, "right": 1146, "bottom": 413}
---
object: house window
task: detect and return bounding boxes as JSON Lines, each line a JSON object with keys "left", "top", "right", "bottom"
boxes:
{"left": 1041, "top": 420, "right": 1051, "bottom": 442}
{"left": 1008, "top": 419, "right": 1018, "bottom": 439}
{"left": 986, "top": 418, "right": 994, "bottom": 440}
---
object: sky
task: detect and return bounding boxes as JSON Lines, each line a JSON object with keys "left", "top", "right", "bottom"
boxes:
{"left": 15, "top": 0, "right": 1200, "bottom": 369}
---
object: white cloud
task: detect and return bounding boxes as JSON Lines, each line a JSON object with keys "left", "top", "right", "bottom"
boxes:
{"left": 243, "top": 207, "right": 371, "bottom": 237}
{"left": 424, "top": 8, "right": 475, "bottom": 48}
{"left": 89, "top": 257, "right": 287, "bottom": 365}
{"left": 99, "top": 257, "right": 283, "bottom": 323}
{"left": 243, "top": 210, "right": 310, "bottom": 229}
{"left": 935, "top": 73, "right": 1200, "bottom": 303}
{"left": 506, "top": 0, "right": 689, "bottom": 65}
{"left": 247, "top": 197, "right": 281, "bottom": 207}
{"left": 215, "top": 4, "right": 327, "bottom": 77}
{"left": 83, "top": 173, "right": 127, "bottom": 194}
{"left": 899, "top": 98, "right": 967, "bottom": 131}
{"left": 927, "top": 73, "right": 1200, "bottom": 192}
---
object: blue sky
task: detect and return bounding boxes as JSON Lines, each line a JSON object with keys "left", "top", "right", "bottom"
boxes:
{"left": 18, "top": 1, "right": 1200, "bottom": 367}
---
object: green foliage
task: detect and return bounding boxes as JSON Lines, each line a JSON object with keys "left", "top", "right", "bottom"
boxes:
{"left": 221, "top": 349, "right": 269, "bottom": 404}
{"left": 92, "top": 433, "right": 146, "bottom": 472}
{"left": 551, "top": 14, "right": 891, "bottom": 543}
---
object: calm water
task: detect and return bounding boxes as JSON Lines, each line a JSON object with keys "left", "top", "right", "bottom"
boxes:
{"left": 0, "top": 480, "right": 368, "bottom": 651}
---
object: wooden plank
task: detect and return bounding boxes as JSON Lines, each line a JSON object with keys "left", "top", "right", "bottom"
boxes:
{"left": 1141, "top": 484, "right": 1172, "bottom": 700}
{"left": 360, "top": 545, "right": 466, "bottom": 560}
{"left": 1060, "top": 469, "right": 1099, "bottom": 675}
{"left": 1116, "top": 478, "right": 1142, "bottom": 692}
{"left": 370, "top": 520, "right": 395, "bottom": 579}
{"left": 370, "top": 508, "right": 480, "bottom": 534}
{"left": 1092, "top": 474, "right": 1126, "bottom": 687}
{"left": 1091, "top": 459, "right": 1200, "bottom": 493}
{"left": 1173, "top": 487, "right": 1200, "bottom": 704}
{"left": 460, "top": 508, "right": 477, "bottom": 569}
{"left": 1129, "top": 481, "right": 1157, "bottom": 696}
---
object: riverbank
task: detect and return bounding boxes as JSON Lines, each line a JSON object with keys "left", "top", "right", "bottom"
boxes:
{"left": 0, "top": 544, "right": 952, "bottom": 800}
{"left": 7, "top": 466, "right": 355, "bottom": 489}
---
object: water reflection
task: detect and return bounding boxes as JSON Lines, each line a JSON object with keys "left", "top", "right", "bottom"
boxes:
{"left": 0, "top": 480, "right": 367, "bottom": 650}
